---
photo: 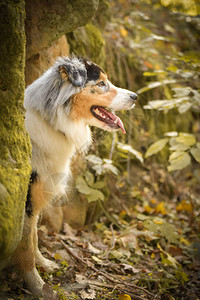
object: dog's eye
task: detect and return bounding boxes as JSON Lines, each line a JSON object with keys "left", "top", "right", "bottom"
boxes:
{"left": 97, "top": 81, "right": 106, "bottom": 87}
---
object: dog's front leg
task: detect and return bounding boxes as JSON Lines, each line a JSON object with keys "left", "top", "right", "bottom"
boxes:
{"left": 11, "top": 214, "right": 45, "bottom": 295}
{"left": 33, "top": 225, "right": 59, "bottom": 272}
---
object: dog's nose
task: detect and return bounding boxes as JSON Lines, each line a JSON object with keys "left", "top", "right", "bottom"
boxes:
{"left": 130, "top": 93, "right": 137, "bottom": 101}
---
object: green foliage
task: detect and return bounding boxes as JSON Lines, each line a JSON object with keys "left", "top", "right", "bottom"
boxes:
{"left": 145, "top": 132, "right": 199, "bottom": 171}
{"left": 145, "top": 138, "right": 169, "bottom": 158}
{"left": 85, "top": 0, "right": 200, "bottom": 174}
{"left": 75, "top": 155, "right": 120, "bottom": 203}
{"left": 117, "top": 142, "right": 144, "bottom": 163}
{"left": 160, "top": 0, "right": 200, "bottom": 15}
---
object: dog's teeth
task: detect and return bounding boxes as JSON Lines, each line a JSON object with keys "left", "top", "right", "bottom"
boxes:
{"left": 114, "top": 119, "right": 118, "bottom": 124}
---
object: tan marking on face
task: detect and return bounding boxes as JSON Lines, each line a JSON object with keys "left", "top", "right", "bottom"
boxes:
{"left": 70, "top": 86, "right": 117, "bottom": 121}
{"left": 59, "top": 66, "right": 68, "bottom": 80}
{"left": 70, "top": 71, "right": 118, "bottom": 121}
{"left": 98, "top": 72, "right": 107, "bottom": 82}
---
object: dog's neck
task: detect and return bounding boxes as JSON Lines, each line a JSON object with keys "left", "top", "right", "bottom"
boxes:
{"left": 25, "top": 110, "right": 92, "bottom": 180}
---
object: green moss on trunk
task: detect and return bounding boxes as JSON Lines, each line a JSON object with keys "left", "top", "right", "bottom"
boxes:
{"left": 0, "top": 0, "right": 31, "bottom": 270}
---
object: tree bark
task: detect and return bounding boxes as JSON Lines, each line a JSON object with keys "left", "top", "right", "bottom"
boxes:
{"left": 0, "top": 0, "right": 31, "bottom": 270}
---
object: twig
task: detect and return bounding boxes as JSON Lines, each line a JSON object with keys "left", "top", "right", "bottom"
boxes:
{"left": 110, "top": 223, "right": 116, "bottom": 250}
{"left": 109, "top": 132, "right": 116, "bottom": 160}
{"left": 100, "top": 268, "right": 155, "bottom": 298}
{"left": 102, "top": 223, "right": 116, "bottom": 259}
{"left": 98, "top": 199, "right": 122, "bottom": 229}
{"left": 87, "top": 281, "right": 147, "bottom": 300}
{"left": 127, "top": 110, "right": 133, "bottom": 183}
{"left": 60, "top": 239, "right": 155, "bottom": 298}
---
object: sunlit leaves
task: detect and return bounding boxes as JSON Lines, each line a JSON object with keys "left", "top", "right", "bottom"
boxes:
{"left": 85, "top": 155, "right": 119, "bottom": 175}
{"left": 190, "top": 147, "right": 200, "bottom": 163}
{"left": 75, "top": 155, "right": 121, "bottom": 202}
{"left": 145, "top": 138, "right": 169, "bottom": 158}
{"left": 167, "top": 152, "right": 191, "bottom": 172}
{"left": 137, "top": 80, "right": 176, "bottom": 94}
{"left": 86, "top": 154, "right": 103, "bottom": 165}
{"left": 76, "top": 176, "right": 92, "bottom": 195}
{"left": 117, "top": 142, "right": 144, "bottom": 163}
{"left": 144, "top": 84, "right": 200, "bottom": 115}
{"left": 160, "top": 0, "right": 200, "bottom": 16}
{"left": 175, "top": 133, "right": 196, "bottom": 146}
{"left": 76, "top": 175, "right": 104, "bottom": 203}
{"left": 145, "top": 132, "right": 199, "bottom": 171}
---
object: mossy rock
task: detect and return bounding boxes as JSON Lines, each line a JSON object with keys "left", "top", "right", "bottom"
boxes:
{"left": 26, "top": 0, "right": 99, "bottom": 58}
{"left": 67, "top": 23, "right": 106, "bottom": 67}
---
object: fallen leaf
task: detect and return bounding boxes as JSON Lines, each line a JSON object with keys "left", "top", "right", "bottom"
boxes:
{"left": 121, "top": 263, "right": 141, "bottom": 273}
{"left": 119, "top": 294, "right": 131, "bottom": 300}
{"left": 42, "top": 283, "right": 58, "bottom": 300}
{"left": 120, "top": 28, "right": 128, "bottom": 37}
{"left": 80, "top": 289, "right": 96, "bottom": 299}
{"left": 54, "top": 253, "right": 62, "bottom": 260}
{"left": 87, "top": 242, "right": 101, "bottom": 254}
{"left": 155, "top": 202, "right": 167, "bottom": 215}
{"left": 176, "top": 200, "right": 193, "bottom": 212}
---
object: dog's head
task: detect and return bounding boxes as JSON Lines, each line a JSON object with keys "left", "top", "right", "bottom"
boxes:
{"left": 58, "top": 57, "right": 137, "bottom": 134}
{"left": 25, "top": 57, "right": 137, "bottom": 136}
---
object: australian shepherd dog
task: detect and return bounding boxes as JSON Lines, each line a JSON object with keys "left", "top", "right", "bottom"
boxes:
{"left": 11, "top": 56, "right": 137, "bottom": 294}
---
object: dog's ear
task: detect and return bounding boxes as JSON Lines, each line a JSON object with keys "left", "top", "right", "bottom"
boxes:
{"left": 59, "top": 60, "right": 87, "bottom": 87}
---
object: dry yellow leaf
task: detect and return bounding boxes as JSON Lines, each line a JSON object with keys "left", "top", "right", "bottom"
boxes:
{"left": 119, "top": 294, "right": 131, "bottom": 300}
{"left": 150, "top": 198, "right": 157, "bottom": 205}
{"left": 120, "top": 27, "right": 128, "bottom": 37}
{"left": 180, "top": 237, "right": 190, "bottom": 245}
{"left": 153, "top": 219, "right": 163, "bottom": 224}
{"left": 54, "top": 253, "right": 62, "bottom": 260}
{"left": 176, "top": 200, "right": 193, "bottom": 212}
{"left": 155, "top": 201, "right": 167, "bottom": 215}
{"left": 144, "top": 203, "right": 153, "bottom": 214}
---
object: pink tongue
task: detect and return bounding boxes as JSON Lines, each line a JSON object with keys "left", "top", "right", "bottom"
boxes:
{"left": 115, "top": 116, "right": 126, "bottom": 134}
{"left": 102, "top": 109, "right": 126, "bottom": 134}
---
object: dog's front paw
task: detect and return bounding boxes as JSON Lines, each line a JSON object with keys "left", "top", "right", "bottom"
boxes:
{"left": 36, "top": 254, "right": 59, "bottom": 273}
{"left": 41, "top": 258, "right": 59, "bottom": 273}
{"left": 24, "top": 268, "right": 45, "bottom": 295}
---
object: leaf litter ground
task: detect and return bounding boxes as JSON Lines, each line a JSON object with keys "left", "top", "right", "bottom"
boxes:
{"left": 0, "top": 163, "right": 200, "bottom": 300}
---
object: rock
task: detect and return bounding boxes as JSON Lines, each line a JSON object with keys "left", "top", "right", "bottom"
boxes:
{"left": 25, "top": 0, "right": 99, "bottom": 59}
{"left": 62, "top": 194, "right": 88, "bottom": 229}
{"left": 25, "top": 35, "right": 69, "bottom": 86}
{"left": 67, "top": 23, "right": 106, "bottom": 67}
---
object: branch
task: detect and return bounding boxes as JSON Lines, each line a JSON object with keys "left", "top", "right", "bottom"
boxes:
{"left": 60, "top": 239, "right": 155, "bottom": 299}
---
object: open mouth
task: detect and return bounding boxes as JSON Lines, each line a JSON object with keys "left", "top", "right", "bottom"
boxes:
{"left": 90, "top": 106, "right": 126, "bottom": 134}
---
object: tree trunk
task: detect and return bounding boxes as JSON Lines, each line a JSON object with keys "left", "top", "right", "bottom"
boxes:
{"left": 0, "top": 0, "right": 31, "bottom": 270}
